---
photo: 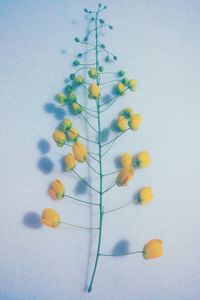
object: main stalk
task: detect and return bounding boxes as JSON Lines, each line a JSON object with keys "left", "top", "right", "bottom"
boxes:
{"left": 87, "top": 10, "right": 103, "bottom": 293}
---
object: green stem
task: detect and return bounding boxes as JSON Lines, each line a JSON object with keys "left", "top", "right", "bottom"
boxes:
{"left": 88, "top": 10, "right": 103, "bottom": 293}
{"left": 60, "top": 221, "right": 99, "bottom": 230}
{"left": 99, "top": 251, "right": 143, "bottom": 257}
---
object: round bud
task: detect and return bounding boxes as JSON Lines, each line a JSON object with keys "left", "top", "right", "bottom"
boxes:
{"left": 99, "top": 66, "right": 104, "bottom": 72}
{"left": 73, "top": 60, "right": 80, "bottom": 66}
{"left": 74, "top": 37, "right": 80, "bottom": 42}
{"left": 69, "top": 73, "right": 75, "bottom": 80}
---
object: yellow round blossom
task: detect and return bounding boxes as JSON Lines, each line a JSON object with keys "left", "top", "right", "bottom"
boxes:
{"left": 121, "top": 153, "right": 132, "bottom": 168}
{"left": 72, "top": 141, "right": 87, "bottom": 162}
{"left": 117, "top": 116, "right": 127, "bottom": 132}
{"left": 122, "top": 107, "right": 135, "bottom": 119}
{"left": 56, "top": 93, "right": 67, "bottom": 105}
{"left": 115, "top": 82, "right": 126, "bottom": 95}
{"left": 88, "top": 83, "right": 100, "bottom": 99}
{"left": 67, "top": 128, "right": 80, "bottom": 142}
{"left": 128, "top": 114, "right": 142, "bottom": 130}
{"left": 128, "top": 79, "right": 137, "bottom": 91}
{"left": 74, "top": 75, "right": 85, "bottom": 86}
{"left": 64, "top": 153, "right": 76, "bottom": 171}
{"left": 41, "top": 208, "right": 61, "bottom": 228}
{"left": 143, "top": 239, "right": 163, "bottom": 259}
{"left": 60, "top": 119, "right": 72, "bottom": 132}
{"left": 116, "top": 166, "right": 134, "bottom": 186}
{"left": 53, "top": 129, "right": 66, "bottom": 147}
{"left": 71, "top": 102, "right": 83, "bottom": 114}
{"left": 88, "top": 68, "right": 98, "bottom": 79}
{"left": 139, "top": 187, "right": 153, "bottom": 205}
{"left": 48, "top": 187, "right": 57, "bottom": 200}
{"left": 136, "top": 151, "right": 151, "bottom": 168}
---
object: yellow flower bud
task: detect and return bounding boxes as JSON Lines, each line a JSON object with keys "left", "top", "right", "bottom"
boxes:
{"left": 115, "top": 82, "right": 126, "bottom": 95}
{"left": 122, "top": 107, "right": 135, "bottom": 119}
{"left": 116, "top": 166, "right": 134, "bottom": 186}
{"left": 121, "top": 153, "right": 132, "bottom": 168}
{"left": 72, "top": 141, "right": 87, "bottom": 162}
{"left": 136, "top": 151, "right": 151, "bottom": 168}
{"left": 64, "top": 153, "right": 76, "bottom": 170}
{"left": 88, "top": 68, "right": 98, "bottom": 79}
{"left": 128, "top": 114, "right": 142, "bottom": 130}
{"left": 71, "top": 102, "right": 83, "bottom": 114}
{"left": 53, "top": 130, "right": 66, "bottom": 147}
{"left": 138, "top": 187, "right": 153, "bottom": 205}
{"left": 41, "top": 208, "right": 61, "bottom": 228}
{"left": 117, "top": 116, "right": 127, "bottom": 131}
{"left": 143, "top": 239, "right": 163, "bottom": 259}
{"left": 48, "top": 187, "right": 57, "bottom": 200}
{"left": 75, "top": 75, "right": 85, "bottom": 85}
{"left": 67, "top": 128, "right": 80, "bottom": 142}
{"left": 51, "top": 179, "right": 65, "bottom": 199}
{"left": 56, "top": 93, "right": 67, "bottom": 105}
{"left": 128, "top": 79, "right": 137, "bottom": 91}
{"left": 60, "top": 119, "right": 72, "bottom": 132}
{"left": 88, "top": 83, "right": 100, "bottom": 99}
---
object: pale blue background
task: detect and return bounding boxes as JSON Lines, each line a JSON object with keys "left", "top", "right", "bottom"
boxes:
{"left": 0, "top": 0, "right": 200, "bottom": 299}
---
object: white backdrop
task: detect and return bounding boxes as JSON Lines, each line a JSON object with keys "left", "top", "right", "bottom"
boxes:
{"left": 0, "top": 1, "right": 200, "bottom": 299}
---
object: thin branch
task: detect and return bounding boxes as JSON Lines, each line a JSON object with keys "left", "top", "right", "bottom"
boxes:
{"left": 103, "top": 201, "right": 132, "bottom": 214}
{"left": 99, "top": 251, "right": 143, "bottom": 257}
{"left": 79, "top": 114, "right": 98, "bottom": 133}
{"left": 60, "top": 221, "right": 99, "bottom": 230}
{"left": 101, "top": 129, "right": 129, "bottom": 148}
{"left": 101, "top": 133, "right": 120, "bottom": 157}
{"left": 103, "top": 170, "right": 119, "bottom": 177}
{"left": 86, "top": 161, "right": 101, "bottom": 176}
{"left": 64, "top": 194, "right": 99, "bottom": 206}
{"left": 72, "top": 170, "right": 100, "bottom": 194}
{"left": 103, "top": 182, "right": 116, "bottom": 194}
{"left": 88, "top": 152, "right": 100, "bottom": 162}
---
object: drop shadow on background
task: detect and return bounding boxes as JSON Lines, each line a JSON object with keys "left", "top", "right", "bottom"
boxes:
{"left": 23, "top": 212, "right": 42, "bottom": 229}
{"left": 112, "top": 239, "right": 130, "bottom": 256}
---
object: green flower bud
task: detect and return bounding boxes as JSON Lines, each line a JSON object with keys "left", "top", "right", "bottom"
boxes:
{"left": 60, "top": 119, "right": 72, "bottom": 132}
{"left": 113, "top": 56, "right": 117, "bottom": 61}
{"left": 99, "top": 66, "right": 104, "bottom": 72}
{"left": 109, "top": 25, "right": 113, "bottom": 29}
{"left": 118, "top": 70, "right": 125, "bottom": 77}
{"left": 101, "top": 44, "right": 106, "bottom": 49}
{"left": 84, "top": 8, "right": 88, "bottom": 13}
{"left": 99, "top": 19, "right": 104, "bottom": 24}
{"left": 67, "top": 92, "right": 76, "bottom": 103}
{"left": 65, "top": 85, "right": 73, "bottom": 94}
{"left": 74, "top": 75, "right": 85, "bottom": 86}
{"left": 77, "top": 53, "right": 82, "bottom": 57}
{"left": 121, "top": 77, "right": 129, "bottom": 86}
{"left": 73, "top": 60, "right": 80, "bottom": 66}
{"left": 105, "top": 55, "right": 110, "bottom": 62}
{"left": 74, "top": 37, "right": 80, "bottom": 42}
{"left": 69, "top": 73, "right": 75, "bottom": 80}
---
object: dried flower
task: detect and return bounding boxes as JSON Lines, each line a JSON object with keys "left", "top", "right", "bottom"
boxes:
{"left": 116, "top": 116, "right": 127, "bottom": 131}
{"left": 64, "top": 153, "right": 76, "bottom": 170}
{"left": 88, "top": 68, "right": 98, "bottom": 79}
{"left": 120, "top": 153, "right": 132, "bottom": 168}
{"left": 128, "top": 79, "right": 137, "bottom": 91}
{"left": 136, "top": 151, "right": 151, "bottom": 168}
{"left": 143, "top": 239, "right": 163, "bottom": 259}
{"left": 41, "top": 208, "right": 61, "bottom": 228}
{"left": 72, "top": 141, "right": 87, "bottom": 162}
{"left": 115, "top": 82, "right": 126, "bottom": 95}
{"left": 53, "top": 130, "right": 66, "bottom": 147}
{"left": 88, "top": 83, "right": 100, "bottom": 99}
{"left": 138, "top": 187, "right": 153, "bottom": 205}
{"left": 67, "top": 128, "right": 80, "bottom": 142}
{"left": 116, "top": 166, "right": 134, "bottom": 186}
{"left": 128, "top": 114, "right": 142, "bottom": 130}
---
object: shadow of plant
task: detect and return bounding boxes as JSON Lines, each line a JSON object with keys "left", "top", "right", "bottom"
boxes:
{"left": 112, "top": 239, "right": 130, "bottom": 256}
{"left": 38, "top": 139, "right": 50, "bottom": 154}
{"left": 23, "top": 212, "right": 42, "bottom": 229}
{"left": 38, "top": 157, "right": 54, "bottom": 174}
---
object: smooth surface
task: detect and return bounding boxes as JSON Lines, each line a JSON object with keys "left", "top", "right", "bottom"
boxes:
{"left": 0, "top": 1, "right": 200, "bottom": 299}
